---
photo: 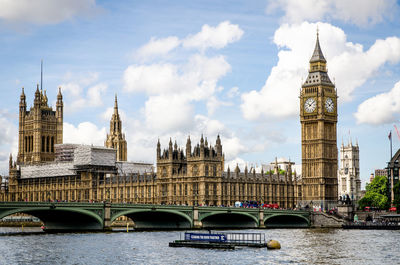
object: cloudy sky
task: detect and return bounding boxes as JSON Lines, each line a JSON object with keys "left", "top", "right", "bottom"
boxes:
{"left": 0, "top": 0, "right": 400, "bottom": 187}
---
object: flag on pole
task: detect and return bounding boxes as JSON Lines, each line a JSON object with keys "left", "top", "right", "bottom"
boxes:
{"left": 389, "top": 131, "right": 392, "bottom": 140}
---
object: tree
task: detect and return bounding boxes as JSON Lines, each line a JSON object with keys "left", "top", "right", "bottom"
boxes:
{"left": 358, "top": 175, "right": 390, "bottom": 210}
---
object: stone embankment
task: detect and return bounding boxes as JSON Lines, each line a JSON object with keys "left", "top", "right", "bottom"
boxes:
{"left": 311, "top": 212, "right": 344, "bottom": 228}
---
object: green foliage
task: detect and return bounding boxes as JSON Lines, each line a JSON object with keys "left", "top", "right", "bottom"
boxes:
{"left": 359, "top": 192, "right": 388, "bottom": 209}
{"left": 366, "top": 175, "right": 388, "bottom": 195}
{"left": 393, "top": 182, "right": 400, "bottom": 212}
{"left": 359, "top": 175, "right": 390, "bottom": 210}
{"left": 265, "top": 169, "right": 286, "bottom": 175}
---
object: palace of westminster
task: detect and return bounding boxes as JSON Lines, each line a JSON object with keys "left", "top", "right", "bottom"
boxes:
{"left": 0, "top": 33, "right": 359, "bottom": 209}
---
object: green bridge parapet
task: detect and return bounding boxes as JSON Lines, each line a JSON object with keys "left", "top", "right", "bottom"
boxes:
{"left": 0, "top": 202, "right": 311, "bottom": 231}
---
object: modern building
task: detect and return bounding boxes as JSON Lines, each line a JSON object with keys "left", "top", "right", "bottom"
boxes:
{"left": 374, "top": 169, "right": 387, "bottom": 178}
{"left": 300, "top": 31, "right": 338, "bottom": 209}
{"left": 338, "top": 140, "right": 361, "bottom": 201}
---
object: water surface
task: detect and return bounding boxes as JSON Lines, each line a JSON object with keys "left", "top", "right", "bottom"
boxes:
{"left": 0, "top": 228, "right": 398, "bottom": 264}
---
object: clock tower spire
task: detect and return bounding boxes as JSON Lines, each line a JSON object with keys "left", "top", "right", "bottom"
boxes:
{"left": 300, "top": 29, "right": 338, "bottom": 210}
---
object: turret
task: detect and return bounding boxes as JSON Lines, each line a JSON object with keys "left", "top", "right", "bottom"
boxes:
{"left": 216, "top": 134, "right": 222, "bottom": 156}
{"left": 105, "top": 94, "right": 127, "bottom": 161}
{"left": 9, "top": 153, "right": 13, "bottom": 170}
{"left": 42, "top": 90, "right": 48, "bottom": 106}
{"left": 200, "top": 134, "right": 205, "bottom": 157}
{"left": 34, "top": 84, "right": 41, "bottom": 106}
{"left": 235, "top": 163, "right": 240, "bottom": 174}
{"left": 56, "top": 87, "right": 63, "bottom": 145}
{"left": 56, "top": 87, "right": 63, "bottom": 118}
{"left": 19, "top": 87, "right": 26, "bottom": 114}
{"left": 287, "top": 162, "right": 292, "bottom": 183}
{"left": 274, "top": 157, "right": 279, "bottom": 174}
{"left": 168, "top": 138, "right": 173, "bottom": 159}
{"left": 186, "top": 136, "right": 191, "bottom": 158}
{"left": 309, "top": 29, "right": 327, "bottom": 72}
{"left": 157, "top": 139, "right": 161, "bottom": 159}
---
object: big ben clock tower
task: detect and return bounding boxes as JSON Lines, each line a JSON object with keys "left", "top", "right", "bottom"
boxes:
{"left": 300, "top": 31, "right": 338, "bottom": 209}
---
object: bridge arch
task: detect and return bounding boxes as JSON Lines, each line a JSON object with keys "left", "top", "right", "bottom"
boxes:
{"left": 200, "top": 212, "right": 259, "bottom": 228}
{"left": 111, "top": 209, "right": 192, "bottom": 229}
{"left": 0, "top": 207, "right": 103, "bottom": 231}
{"left": 264, "top": 214, "right": 310, "bottom": 228}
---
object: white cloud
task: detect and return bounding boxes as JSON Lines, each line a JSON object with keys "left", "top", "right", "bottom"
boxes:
{"left": 0, "top": 110, "right": 17, "bottom": 147}
{"left": 60, "top": 72, "right": 107, "bottom": 112}
{"left": 0, "top": 109, "right": 18, "bottom": 175}
{"left": 227, "top": 86, "right": 239, "bottom": 98}
{"left": 206, "top": 96, "right": 232, "bottom": 116}
{"left": 120, "top": 21, "right": 247, "bottom": 163}
{"left": 131, "top": 21, "right": 243, "bottom": 63}
{"left": 223, "top": 137, "right": 247, "bottom": 160}
{"left": 135, "top": 36, "right": 180, "bottom": 62}
{"left": 267, "top": 0, "right": 397, "bottom": 27}
{"left": 193, "top": 115, "right": 228, "bottom": 137}
{"left": 0, "top": 0, "right": 100, "bottom": 25}
{"left": 225, "top": 157, "right": 246, "bottom": 172}
{"left": 63, "top": 122, "right": 106, "bottom": 145}
{"left": 355, "top": 81, "right": 400, "bottom": 125}
{"left": 123, "top": 54, "right": 231, "bottom": 131}
{"left": 183, "top": 21, "right": 244, "bottom": 51}
{"left": 241, "top": 22, "right": 400, "bottom": 120}
{"left": 144, "top": 95, "right": 194, "bottom": 133}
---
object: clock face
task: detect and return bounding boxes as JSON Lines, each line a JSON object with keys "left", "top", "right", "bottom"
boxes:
{"left": 325, "top": 98, "right": 334, "bottom": 112}
{"left": 304, "top": 98, "right": 316, "bottom": 113}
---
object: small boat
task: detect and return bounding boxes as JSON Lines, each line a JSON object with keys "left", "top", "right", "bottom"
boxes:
{"left": 169, "top": 231, "right": 272, "bottom": 249}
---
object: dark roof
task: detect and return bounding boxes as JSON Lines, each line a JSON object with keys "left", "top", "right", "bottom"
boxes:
{"left": 388, "top": 148, "right": 400, "bottom": 167}
{"left": 303, "top": 71, "right": 333, "bottom": 86}
{"left": 310, "top": 33, "right": 326, "bottom": 63}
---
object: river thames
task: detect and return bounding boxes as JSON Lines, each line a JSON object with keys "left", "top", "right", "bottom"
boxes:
{"left": 0, "top": 228, "right": 399, "bottom": 264}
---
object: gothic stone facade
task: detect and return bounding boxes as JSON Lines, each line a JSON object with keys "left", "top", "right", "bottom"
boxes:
{"left": 2, "top": 137, "right": 301, "bottom": 208}
{"left": 17, "top": 86, "right": 63, "bottom": 164}
{"left": 156, "top": 136, "right": 301, "bottom": 208}
{"left": 300, "top": 32, "right": 338, "bottom": 208}
{"left": 105, "top": 95, "right": 127, "bottom": 161}
{"left": 338, "top": 140, "right": 361, "bottom": 201}
{"left": 1, "top": 77, "right": 302, "bottom": 208}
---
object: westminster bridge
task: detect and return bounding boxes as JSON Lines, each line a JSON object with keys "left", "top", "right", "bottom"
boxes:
{"left": 0, "top": 202, "right": 313, "bottom": 231}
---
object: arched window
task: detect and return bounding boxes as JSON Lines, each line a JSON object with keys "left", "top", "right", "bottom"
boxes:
{"left": 213, "top": 166, "right": 217, "bottom": 176}
{"left": 193, "top": 165, "right": 198, "bottom": 176}
{"left": 51, "top": 137, "right": 54, "bottom": 152}
{"left": 42, "top": 136, "right": 45, "bottom": 152}
{"left": 46, "top": 136, "right": 50, "bottom": 152}
{"left": 205, "top": 165, "right": 209, "bottom": 177}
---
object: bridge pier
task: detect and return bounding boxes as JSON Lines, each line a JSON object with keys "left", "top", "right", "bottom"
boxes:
{"left": 103, "top": 202, "right": 112, "bottom": 231}
{"left": 193, "top": 206, "right": 202, "bottom": 229}
{"left": 258, "top": 208, "right": 265, "bottom": 228}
